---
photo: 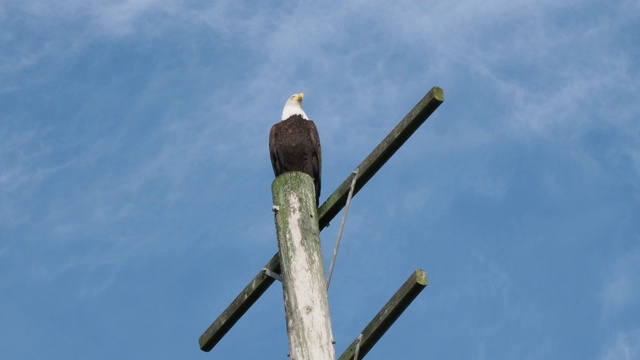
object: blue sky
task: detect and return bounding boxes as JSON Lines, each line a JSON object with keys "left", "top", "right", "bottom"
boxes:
{"left": 1, "top": 0, "right": 639, "bottom": 359}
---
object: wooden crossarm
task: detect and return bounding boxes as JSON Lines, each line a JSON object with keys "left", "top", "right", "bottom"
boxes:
{"left": 338, "top": 269, "right": 428, "bottom": 360}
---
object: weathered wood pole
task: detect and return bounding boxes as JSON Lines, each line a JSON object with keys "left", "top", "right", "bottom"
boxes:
{"left": 272, "top": 171, "right": 335, "bottom": 360}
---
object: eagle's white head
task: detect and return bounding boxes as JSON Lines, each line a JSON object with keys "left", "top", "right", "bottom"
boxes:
{"left": 281, "top": 93, "right": 308, "bottom": 121}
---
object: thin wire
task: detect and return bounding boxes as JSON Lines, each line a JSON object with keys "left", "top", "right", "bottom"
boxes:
{"left": 354, "top": 333, "right": 363, "bottom": 360}
{"left": 326, "top": 168, "right": 359, "bottom": 291}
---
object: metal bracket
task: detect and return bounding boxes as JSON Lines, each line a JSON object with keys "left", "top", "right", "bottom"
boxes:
{"left": 262, "top": 268, "right": 283, "bottom": 282}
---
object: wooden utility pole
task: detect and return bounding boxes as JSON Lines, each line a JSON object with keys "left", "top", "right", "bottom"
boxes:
{"left": 272, "top": 172, "right": 335, "bottom": 360}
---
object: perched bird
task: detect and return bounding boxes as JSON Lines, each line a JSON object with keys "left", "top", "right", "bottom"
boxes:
{"left": 269, "top": 93, "right": 322, "bottom": 206}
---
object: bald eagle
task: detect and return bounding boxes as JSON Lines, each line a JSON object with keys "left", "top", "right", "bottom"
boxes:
{"left": 269, "top": 93, "right": 322, "bottom": 206}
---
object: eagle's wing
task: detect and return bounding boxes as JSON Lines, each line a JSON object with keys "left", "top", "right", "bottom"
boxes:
{"left": 269, "top": 124, "right": 281, "bottom": 177}
{"left": 308, "top": 120, "right": 322, "bottom": 201}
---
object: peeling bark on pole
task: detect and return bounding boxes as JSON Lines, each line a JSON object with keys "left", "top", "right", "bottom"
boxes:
{"left": 272, "top": 172, "right": 335, "bottom": 360}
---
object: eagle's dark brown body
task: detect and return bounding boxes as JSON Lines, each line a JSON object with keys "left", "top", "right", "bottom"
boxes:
{"left": 269, "top": 114, "right": 322, "bottom": 206}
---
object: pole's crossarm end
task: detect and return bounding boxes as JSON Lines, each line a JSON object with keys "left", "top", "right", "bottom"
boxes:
{"left": 318, "top": 86, "right": 444, "bottom": 229}
{"left": 338, "top": 269, "right": 428, "bottom": 360}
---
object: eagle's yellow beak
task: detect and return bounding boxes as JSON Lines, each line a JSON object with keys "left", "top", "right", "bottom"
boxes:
{"left": 295, "top": 93, "right": 304, "bottom": 102}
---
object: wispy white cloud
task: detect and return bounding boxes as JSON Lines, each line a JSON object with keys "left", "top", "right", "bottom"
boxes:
{"left": 600, "top": 249, "right": 640, "bottom": 317}
{"left": 599, "top": 329, "right": 640, "bottom": 360}
{"left": 0, "top": 123, "right": 70, "bottom": 223}
{"left": 6, "top": 0, "right": 635, "bottom": 140}
{"left": 367, "top": 0, "right": 640, "bottom": 137}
